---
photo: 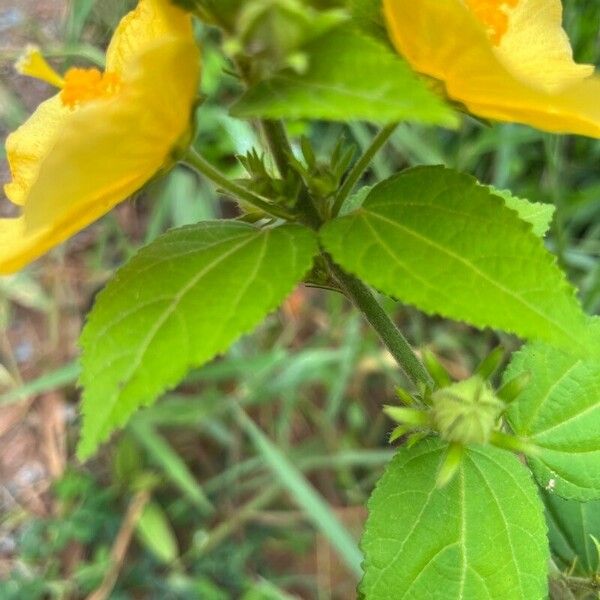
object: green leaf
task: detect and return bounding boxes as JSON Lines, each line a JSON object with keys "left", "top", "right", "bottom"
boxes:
{"left": 490, "top": 187, "right": 555, "bottom": 238}
{"left": 78, "top": 221, "right": 317, "bottom": 459}
{"left": 343, "top": 185, "right": 554, "bottom": 235}
{"left": 232, "top": 27, "right": 457, "bottom": 126}
{"left": 544, "top": 491, "right": 600, "bottom": 575}
{"left": 360, "top": 439, "right": 549, "bottom": 599}
{"left": 505, "top": 339, "right": 600, "bottom": 500}
{"left": 321, "top": 166, "right": 589, "bottom": 352}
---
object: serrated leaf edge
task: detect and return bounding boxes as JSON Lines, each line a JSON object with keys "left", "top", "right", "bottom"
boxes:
{"left": 321, "top": 166, "right": 588, "bottom": 355}
{"left": 78, "top": 222, "right": 317, "bottom": 459}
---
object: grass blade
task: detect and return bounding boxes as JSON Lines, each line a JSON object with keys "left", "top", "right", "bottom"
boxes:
{"left": 234, "top": 405, "right": 363, "bottom": 577}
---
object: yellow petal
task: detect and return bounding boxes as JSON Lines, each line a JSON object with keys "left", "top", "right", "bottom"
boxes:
{"left": 495, "top": 0, "right": 594, "bottom": 92}
{"left": 106, "top": 0, "right": 195, "bottom": 75}
{"left": 466, "top": 76, "right": 600, "bottom": 138}
{"left": 0, "top": 171, "right": 145, "bottom": 272}
{"left": 0, "top": 213, "right": 102, "bottom": 274}
{"left": 22, "top": 38, "right": 200, "bottom": 235}
{"left": 383, "top": 0, "right": 600, "bottom": 138}
{"left": 0, "top": 17, "right": 200, "bottom": 273}
{"left": 4, "top": 96, "right": 70, "bottom": 206}
{"left": 0, "top": 218, "right": 35, "bottom": 274}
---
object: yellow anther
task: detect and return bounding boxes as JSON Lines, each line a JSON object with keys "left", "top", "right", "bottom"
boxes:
{"left": 464, "top": 0, "right": 519, "bottom": 45}
{"left": 15, "top": 45, "right": 65, "bottom": 88}
{"left": 15, "top": 45, "right": 121, "bottom": 109}
{"left": 60, "top": 68, "right": 121, "bottom": 108}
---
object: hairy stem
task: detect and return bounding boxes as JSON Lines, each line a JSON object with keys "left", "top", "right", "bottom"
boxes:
{"left": 260, "top": 120, "right": 322, "bottom": 229}
{"left": 183, "top": 148, "right": 294, "bottom": 221}
{"left": 328, "top": 259, "right": 433, "bottom": 388}
{"left": 230, "top": 58, "right": 424, "bottom": 386}
{"left": 231, "top": 46, "right": 322, "bottom": 229}
{"left": 332, "top": 123, "right": 398, "bottom": 216}
{"left": 261, "top": 120, "right": 294, "bottom": 179}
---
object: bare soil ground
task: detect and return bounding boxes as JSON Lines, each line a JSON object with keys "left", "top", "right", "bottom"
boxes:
{"left": 0, "top": 0, "right": 72, "bottom": 542}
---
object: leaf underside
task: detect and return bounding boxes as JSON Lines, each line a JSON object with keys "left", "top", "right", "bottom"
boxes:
{"left": 232, "top": 26, "right": 457, "bottom": 126}
{"left": 489, "top": 186, "right": 555, "bottom": 237}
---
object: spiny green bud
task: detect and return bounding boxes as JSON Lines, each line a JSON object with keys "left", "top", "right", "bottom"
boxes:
{"left": 421, "top": 348, "right": 451, "bottom": 388}
{"left": 436, "top": 443, "right": 464, "bottom": 488}
{"left": 395, "top": 386, "right": 417, "bottom": 406}
{"left": 431, "top": 376, "right": 504, "bottom": 445}
{"left": 475, "top": 346, "right": 505, "bottom": 380}
{"left": 389, "top": 425, "right": 409, "bottom": 443}
{"left": 497, "top": 372, "right": 531, "bottom": 404}
{"left": 384, "top": 406, "right": 430, "bottom": 428}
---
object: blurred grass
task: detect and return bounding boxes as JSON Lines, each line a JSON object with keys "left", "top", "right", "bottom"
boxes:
{"left": 0, "top": 0, "right": 599, "bottom": 598}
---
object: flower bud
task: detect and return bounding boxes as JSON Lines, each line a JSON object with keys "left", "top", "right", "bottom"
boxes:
{"left": 431, "top": 376, "right": 504, "bottom": 445}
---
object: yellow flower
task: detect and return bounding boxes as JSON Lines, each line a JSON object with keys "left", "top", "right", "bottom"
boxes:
{"left": 383, "top": 0, "right": 600, "bottom": 138}
{"left": 1, "top": 0, "right": 200, "bottom": 273}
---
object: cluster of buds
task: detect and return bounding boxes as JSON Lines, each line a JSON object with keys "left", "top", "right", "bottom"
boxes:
{"left": 236, "top": 136, "right": 357, "bottom": 224}
{"left": 384, "top": 348, "right": 538, "bottom": 487}
{"left": 288, "top": 136, "right": 356, "bottom": 211}
{"left": 236, "top": 149, "right": 300, "bottom": 219}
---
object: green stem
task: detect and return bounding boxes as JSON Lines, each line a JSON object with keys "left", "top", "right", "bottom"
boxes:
{"left": 261, "top": 120, "right": 322, "bottom": 229}
{"left": 328, "top": 259, "right": 433, "bottom": 388}
{"left": 183, "top": 148, "right": 294, "bottom": 221}
{"left": 332, "top": 123, "right": 398, "bottom": 216}
{"left": 261, "top": 120, "right": 294, "bottom": 179}
{"left": 549, "top": 559, "right": 598, "bottom": 593}
{"left": 227, "top": 58, "right": 422, "bottom": 386}
{"left": 232, "top": 52, "right": 321, "bottom": 229}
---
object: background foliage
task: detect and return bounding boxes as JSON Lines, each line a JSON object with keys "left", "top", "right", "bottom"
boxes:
{"left": 0, "top": 0, "right": 599, "bottom": 598}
